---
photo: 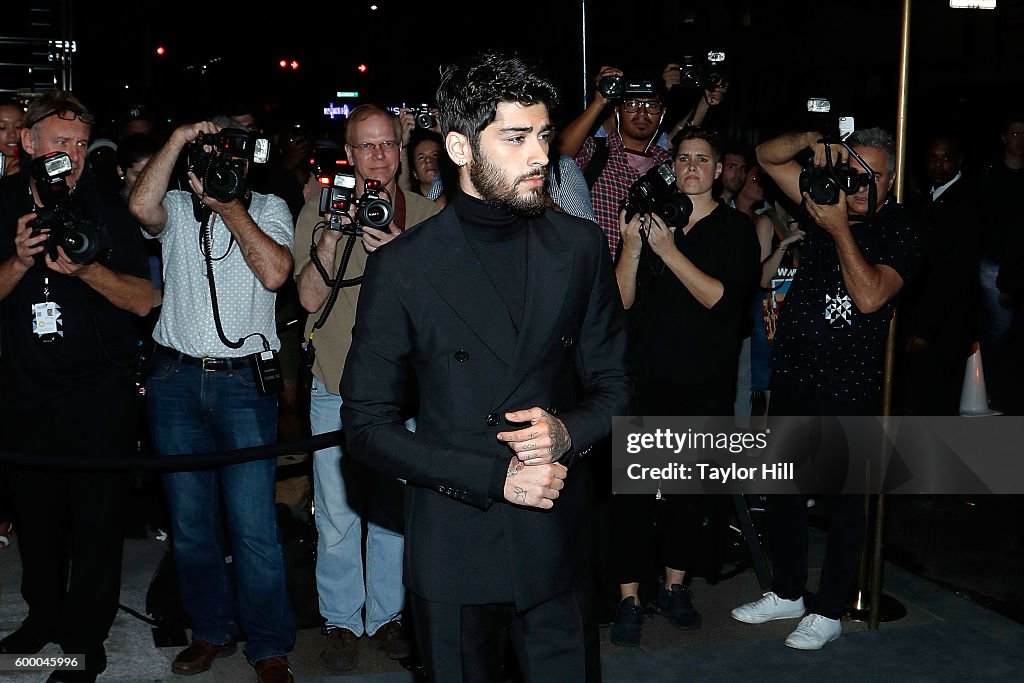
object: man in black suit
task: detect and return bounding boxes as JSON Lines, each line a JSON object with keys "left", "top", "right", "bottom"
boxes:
{"left": 339, "top": 50, "right": 631, "bottom": 682}
{"left": 897, "top": 133, "right": 981, "bottom": 415}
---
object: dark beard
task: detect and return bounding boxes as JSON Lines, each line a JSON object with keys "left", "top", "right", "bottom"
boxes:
{"left": 469, "top": 152, "right": 547, "bottom": 217}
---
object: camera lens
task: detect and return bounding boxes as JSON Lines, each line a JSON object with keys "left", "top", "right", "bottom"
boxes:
{"left": 204, "top": 158, "right": 245, "bottom": 202}
{"left": 415, "top": 111, "right": 435, "bottom": 129}
{"left": 359, "top": 198, "right": 394, "bottom": 229}
{"left": 598, "top": 75, "right": 624, "bottom": 99}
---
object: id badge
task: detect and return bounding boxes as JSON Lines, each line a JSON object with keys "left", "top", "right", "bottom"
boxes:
{"left": 32, "top": 301, "right": 63, "bottom": 342}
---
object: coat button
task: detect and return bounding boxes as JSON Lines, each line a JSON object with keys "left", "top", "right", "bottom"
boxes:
{"left": 454, "top": 350, "right": 469, "bottom": 362}
{"left": 486, "top": 413, "right": 500, "bottom": 426}
{"left": 561, "top": 336, "right": 575, "bottom": 348}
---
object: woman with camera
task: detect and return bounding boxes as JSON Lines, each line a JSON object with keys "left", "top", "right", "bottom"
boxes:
{"left": 607, "top": 126, "right": 761, "bottom": 648}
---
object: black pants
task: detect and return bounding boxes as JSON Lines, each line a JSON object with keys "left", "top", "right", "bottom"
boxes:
{"left": 766, "top": 494, "right": 864, "bottom": 619}
{"left": 409, "top": 585, "right": 595, "bottom": 683}
{"left": 10, "top": 467, "right": 129, "bottom": 673}
{"left": 764, "top": 378, "right": 871, "bottom": 620}
{"left": 610, "top": 493, "right": 702, "bottom": 584}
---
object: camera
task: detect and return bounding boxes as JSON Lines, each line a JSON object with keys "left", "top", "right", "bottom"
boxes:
{"left": 798, "top": 98, "right": 870, "bottom": 206}
{"left": 799, "top": 152, "right": 866, "bottom": 205}
{"left": 186, "top": 128, "right": 270, "bottom": 202}
{"left": 623, "top": 163, "right": 693, "bottom": 228}
{"left": 319, "top": 170, "right": 394, "bottom": 235}
{"left": 598, "top": 76, "right": 657, "bottom": 100}
{"left": 414, "top": 104, "right": 436, "bottom": 129}
{"left": 678, "top": 50, "right": 728, "bottom": 90}
{"left": 26, "top": 152, "right": 110, "bottom": 266}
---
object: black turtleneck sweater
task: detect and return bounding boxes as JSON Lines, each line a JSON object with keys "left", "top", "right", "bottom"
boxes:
{"left": 453, "top": 189, "right": 529, "bottom": 332}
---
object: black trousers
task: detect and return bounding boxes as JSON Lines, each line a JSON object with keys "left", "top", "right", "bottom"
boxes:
{"left": 764, "top": 377, "right": 872, "bottom": 620}
{"left": 766, "top": 493, "right": 864, "bottom": 619}
{"left": 10, "top": 467, "right": 129, "bottom": 673}
{"left": 610, "top": 493, "right": 702, "bottom": 584}
{"left": 409, "top": 584, "right": 596, "bottom": 683}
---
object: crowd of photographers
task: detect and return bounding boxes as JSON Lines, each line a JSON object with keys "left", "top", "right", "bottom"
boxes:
{"left": 0, "top": 47, "right": 1022, "bottom": 681}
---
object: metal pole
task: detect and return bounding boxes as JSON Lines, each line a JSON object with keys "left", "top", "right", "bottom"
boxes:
{"left": 870, "top": 0, "right": 912, "bottom": 631}
{"left": 580, "top": 0, "right": 589, "bottom": 112}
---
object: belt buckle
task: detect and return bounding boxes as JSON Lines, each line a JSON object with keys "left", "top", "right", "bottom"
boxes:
{"left": 201, "top": 357, "right": 218, "bottom": 371}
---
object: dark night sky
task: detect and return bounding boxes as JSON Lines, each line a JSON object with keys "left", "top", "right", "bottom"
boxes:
{"left": 9, "top": 0, "right": 1024, "bottom": 177}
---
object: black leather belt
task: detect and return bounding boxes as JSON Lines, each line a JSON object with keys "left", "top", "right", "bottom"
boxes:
{"left": 155, "top": 343, "right": 255, "bottom": 371}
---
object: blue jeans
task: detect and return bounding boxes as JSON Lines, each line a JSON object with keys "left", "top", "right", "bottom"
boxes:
{"left": 978, "top": 257, "right": 1016, "bottom": 403}
{"left": 146, "top": 350, "right": 295, "bottom": 664}
{"left": 310, "top": 377, "right": 407, "bottom": 636}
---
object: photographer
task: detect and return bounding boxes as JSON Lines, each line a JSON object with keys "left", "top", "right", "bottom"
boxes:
{"left": 557, "top": 65, "right": 673, "bottom": 259}
{"left": 0, "top": 91, "right": 152, "bottom": 682}
{"left": 293, "top": 103, "right": 439, "bottom": 672}
{"left": 730, "top": 127, "right": 919, "bottom": 650}
{"left": 128, "top": 118, "right": 296, "bottom": 683}
{"left": 608, "top": 127, "right": 759, "bottom": 647}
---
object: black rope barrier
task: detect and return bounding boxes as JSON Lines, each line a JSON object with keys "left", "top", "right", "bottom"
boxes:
{"left": 0, "top": 430, "right": 345, "bottom": 471}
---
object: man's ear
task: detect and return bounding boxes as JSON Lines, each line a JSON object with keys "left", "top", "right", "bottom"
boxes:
{"left": 21, "top": 127, "right": 34, "bottom": 157}
{"left": 714, "top": 161, "right": 723, "bottom": 180}
{"left": 446, "top": 132, "right": 470, "bottom": 167}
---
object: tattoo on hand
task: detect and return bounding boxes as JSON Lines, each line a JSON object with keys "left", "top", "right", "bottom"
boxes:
{"left": 507, "top": 461, "right": 524, "bottom": 478}
{"left": 551, "top": 423, "right": 571, "bottom": 457}
{"left": 513, "top": 486, "right": 527, "bottom": 503}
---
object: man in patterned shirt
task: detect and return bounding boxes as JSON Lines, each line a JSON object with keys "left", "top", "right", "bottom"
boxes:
{"left": 129, "top": 117, "right": 296, "bottom": 683}
{"left": 730, "top": 127, "right": 919, "bottom": 651}
{"left": 557, "top": 65, "right": 672, "bottom": 260}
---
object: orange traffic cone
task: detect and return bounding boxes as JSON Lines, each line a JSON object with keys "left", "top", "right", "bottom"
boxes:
{"left": 960, "top": 342, "right": 1001, "bottom": 417}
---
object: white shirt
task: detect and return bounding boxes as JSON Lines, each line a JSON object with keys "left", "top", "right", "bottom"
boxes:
{"left": 147, "top": 190, "right": 294, "bottom": 357}
{"left": 930, "top": 171, "right": 962, "bottom": 202}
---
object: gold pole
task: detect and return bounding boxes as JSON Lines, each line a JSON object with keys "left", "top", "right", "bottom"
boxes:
{"left": 870, "top": 0, "right": 912, "bottom": 630}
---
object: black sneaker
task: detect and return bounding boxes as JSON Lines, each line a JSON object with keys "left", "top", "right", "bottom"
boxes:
{"left": 609, "top": 596, "right": 644, "bottom": 647}
{"left": 657, "top": 584, "right": 702, "bottom": 630}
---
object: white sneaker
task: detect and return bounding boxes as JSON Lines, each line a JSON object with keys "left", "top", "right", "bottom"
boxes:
{"left": 784, "top": 614, "right": 842, "bottom": 650}
{"left": 731, "top": 591, "right": 806, "bottom": 624}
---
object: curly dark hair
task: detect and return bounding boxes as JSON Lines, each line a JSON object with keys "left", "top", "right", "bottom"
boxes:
{"left": 435, "top": 50, "right": 559, "bottom": 152}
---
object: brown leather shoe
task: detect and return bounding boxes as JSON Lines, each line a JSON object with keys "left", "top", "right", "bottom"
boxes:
{"left": 254, "top": 656, "right": 294, "bottom": 683}
{"left": 170, "top": 639, "right": 237, "bottom": 675}
{"left": 369, "top": 620, "right": 412, "bottom": 660}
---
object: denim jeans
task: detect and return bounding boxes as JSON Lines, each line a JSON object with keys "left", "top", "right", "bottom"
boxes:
{"left": 978, "top": 257, "right": 1016, "bottom": 404}
{"left": 310, "top": 377, "right": 407, "bottom": 636}
{"left": 146, "top": 350, "right": 295, "bottom": 664}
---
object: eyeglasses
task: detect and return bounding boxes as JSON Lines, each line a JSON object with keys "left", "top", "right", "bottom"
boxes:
{"left": 24, "top": 108, "right": 96, "bottom": 129}
{"left": 621, "top": 100, "right": 663, "bottom": 114}
{"left": 351, "top": 140, "right": 400, "bottom": 154}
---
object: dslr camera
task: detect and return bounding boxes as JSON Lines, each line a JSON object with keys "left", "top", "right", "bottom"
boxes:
{"left": 414, "top": 104, "right": 436, "bottom": 129}
{"left": 678, "top": 50, "right": 728, "bottom": 90}
{"left": 798, "top": 98, "right": 870, "bottom": 206}
{"left": 623, "top": 163, "right": 693, "bottom": 228}
{"left": 598, "top": 76, "right": 657, "bottom": 100}
{"left": 319, "top": 169, "right": 395, "bottom": 235}
{"left": 186, "top": 128, "right": 270, "bottom": 202}
{"left": 27, "top": 152, "right": 110, "bottom": 266}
